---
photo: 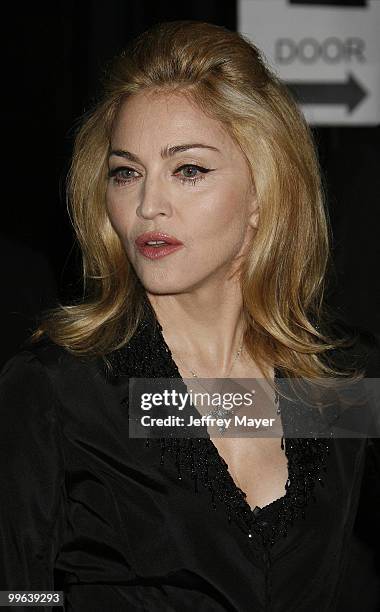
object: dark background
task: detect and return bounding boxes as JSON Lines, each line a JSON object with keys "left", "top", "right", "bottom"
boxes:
{"left": 3, "top": 0, "right": 379, "bottom": 344}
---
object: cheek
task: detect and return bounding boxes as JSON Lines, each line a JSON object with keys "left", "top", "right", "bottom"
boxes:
{"left": 195, "top": 186, "right": 249, "bottom": 245}
{"left": 106, "top": 191, "right": 132, "bottom": 238}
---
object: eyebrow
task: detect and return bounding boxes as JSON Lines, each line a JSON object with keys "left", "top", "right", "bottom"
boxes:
{"left": 108, "top": 143, "right": 221, "bottom": 163}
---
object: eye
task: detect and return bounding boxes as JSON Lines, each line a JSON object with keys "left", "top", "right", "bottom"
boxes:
{"left": 174, "top": 164, "right": 212, "bottom": 185}
{"left": 107, "top": 163, "right": 214, "bottom": 187}
{"left": 108, "top": 166, "right": 140, "bottom": 186}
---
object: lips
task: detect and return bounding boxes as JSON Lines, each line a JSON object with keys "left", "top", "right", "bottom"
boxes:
{"left": 134, "top": 231, "right": 184, "bottom": 260}
{"left": 135, "top": 231, "right": 183, "bottom": 247}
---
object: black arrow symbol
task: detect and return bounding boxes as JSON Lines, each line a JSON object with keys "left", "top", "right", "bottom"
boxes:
{"left": 286, "top": 73, "right": 367, "bottom": 113}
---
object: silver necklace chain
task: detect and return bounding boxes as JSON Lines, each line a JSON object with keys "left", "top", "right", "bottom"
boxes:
{"left": 171, "top": 331, "right": 281, "bottom": 436}
{"left": 171, "top": 331, "right": 244, "bottom": 434}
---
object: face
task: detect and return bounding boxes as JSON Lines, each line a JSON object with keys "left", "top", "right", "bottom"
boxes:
{"left": 106, "top": 89, "right": 259, "bottom": 296}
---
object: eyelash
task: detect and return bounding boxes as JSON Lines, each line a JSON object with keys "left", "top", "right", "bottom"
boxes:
{"left": 108, "top": 164, "right": 212, "bottom": 187}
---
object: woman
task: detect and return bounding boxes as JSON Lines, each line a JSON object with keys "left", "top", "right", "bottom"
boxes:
{"left": 1, "top": 20, "right": 379, "bottom": 612}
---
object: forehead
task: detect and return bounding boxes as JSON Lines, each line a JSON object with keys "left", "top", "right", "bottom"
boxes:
{"left": 111, "top": 89, "right": 231, "bottom": 149}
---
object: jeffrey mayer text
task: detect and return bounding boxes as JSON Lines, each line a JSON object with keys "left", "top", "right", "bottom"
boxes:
{"left": 188, "top": 415, "right": 276, "bottom": 429}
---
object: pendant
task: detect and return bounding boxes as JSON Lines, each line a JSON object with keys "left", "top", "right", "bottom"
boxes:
{"left": 207, "top": 405, "right": 233, "bottom": 435}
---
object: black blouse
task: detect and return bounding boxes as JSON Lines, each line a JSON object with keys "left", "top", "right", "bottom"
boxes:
{"left": 1, "top": 302, "right": 380, "bottom": 612}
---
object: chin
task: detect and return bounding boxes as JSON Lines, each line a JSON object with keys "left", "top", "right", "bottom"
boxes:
{"left": 139, "top": 273, "right": 202, "bottom": 296}
{"left": 143, "top": 285, "right": 189, "bottom": 296}
{"left": 138, "top": 272, "right": 186, "bottom": 294}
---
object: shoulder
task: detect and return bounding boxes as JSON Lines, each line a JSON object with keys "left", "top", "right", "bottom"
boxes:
{"left": 6, "top": 335, "right": 107, "bottom": 378}
{"left": 0, "top": 338, "right": 108, "bottom": 422}
{"left": 1, "top": 338, "right": 92, "bottom": 381}
{"left": 0, "top": 344, "right": 61, "bottom": 429}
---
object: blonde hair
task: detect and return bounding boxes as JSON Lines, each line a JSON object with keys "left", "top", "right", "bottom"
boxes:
{"left": 29, "top": 19, "right": 363, "bottom": 381}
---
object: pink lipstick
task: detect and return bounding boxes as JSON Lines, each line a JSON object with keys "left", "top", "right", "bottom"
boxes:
{"left": 135, "top": 231, "right": 184, "bottom": 260}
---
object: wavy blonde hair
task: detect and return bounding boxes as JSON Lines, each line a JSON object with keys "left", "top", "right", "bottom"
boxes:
{"left": 29, "top": 19, "right": 363, "bottom": 382}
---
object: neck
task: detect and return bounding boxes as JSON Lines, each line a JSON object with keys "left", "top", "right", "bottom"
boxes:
{"left": 145, "top": 285, "right": 246, "bottom": 377}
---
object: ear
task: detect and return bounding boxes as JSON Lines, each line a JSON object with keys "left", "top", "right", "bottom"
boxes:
{"left": 248, "top": 196, "right": 260, "bottom": 230}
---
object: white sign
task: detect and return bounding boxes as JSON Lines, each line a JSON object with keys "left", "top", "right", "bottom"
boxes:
{"left": 237, "top": 0, "right": 380, "bottom": 125}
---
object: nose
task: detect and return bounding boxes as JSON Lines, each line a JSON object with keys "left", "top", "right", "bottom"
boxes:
{"left": 136, "top": 173, "right": 173, "bottom": 220}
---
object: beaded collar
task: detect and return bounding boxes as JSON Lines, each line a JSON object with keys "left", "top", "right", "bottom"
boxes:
{"left": 105, "top": 301, "right": 331, "bottom": 544}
